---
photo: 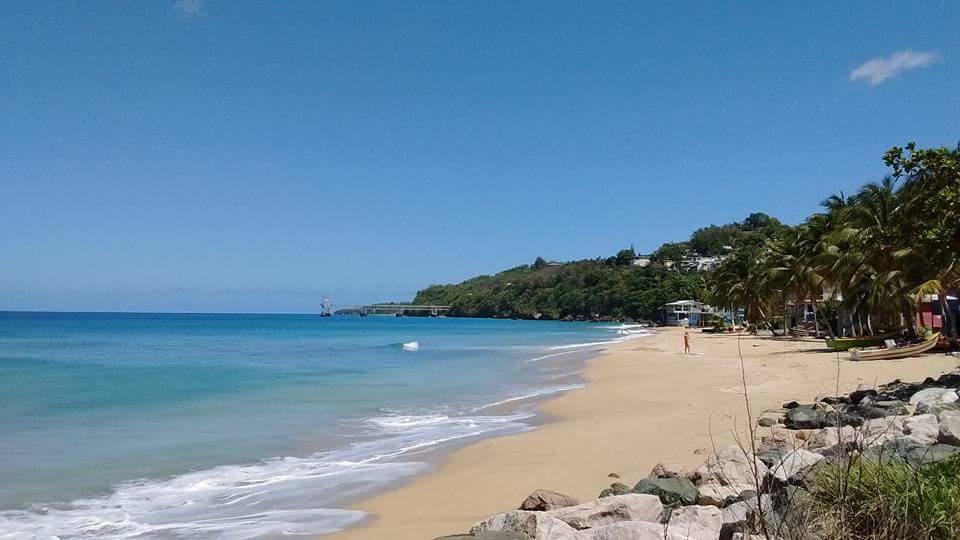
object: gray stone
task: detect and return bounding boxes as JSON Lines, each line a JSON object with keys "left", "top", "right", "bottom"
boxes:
{"left": 769, "top": 448, "right": 824, "bottom": 483}
{"left": 546, "top": 494, "right": 663, "bottom": 530}
{"left": 757, "top": 417, "right": 777, "bottom": 427}
{"left": 470, "top": 511, "right": 580, "bottom": 540}
{"left": 938, "top": 410, "right": 960, "bottom": 446}
{"left": 721, "top": 495, "right": 773, "bottom": 540}
{"left": 903, "top": 414, "right": 940, "bottom": 446}
{"left": 435, "top": 533, "right": 529, "bottom": 540}
{"left": 784, "top": 407, "right": 823, "bottom": 429}
{"left": 693, "top": 445, "right": 770, "bottom": 487}
{"left": 811, "top": 425, "right": 857, "bottom": 451}
{"left": 633, "top": 477, "right": 698, "bottom": 507}
{"left": 584, "top": 521, "right": 687, "bottom": 540}
{"left": 695, "top": 482, "right": 757, "bottom": 507}
{"left": 666, "top": 505, "right": 722, "bottom": 540}
{"left": 518, "top": 489, "right": 581, "bottom": 511}
{"left": 916, "top": 401, "right": 960, "bottom": 417}
{"left": 909, "top": 387, "right": 959, "bottom": 407}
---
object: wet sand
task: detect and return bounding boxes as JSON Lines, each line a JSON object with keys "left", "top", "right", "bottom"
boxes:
{"left": 329, "top": 328, "right": 960, "bottom": 539}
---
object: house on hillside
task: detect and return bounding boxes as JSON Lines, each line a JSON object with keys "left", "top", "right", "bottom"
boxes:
{"left": 663, "top": 300, "right": 721, "bottom": 327}
{"left": 630, "top": 254, "right": 653, "bottom": 267}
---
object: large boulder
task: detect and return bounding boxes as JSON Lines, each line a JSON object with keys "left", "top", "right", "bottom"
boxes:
{"left": 518, "top": 489, "right": 581, "bottom": 511}
{"left": 908, "top": 387, "right": 959, "bottom": 407}
{"left": 811, "top": 425, "right": 857, "bottom": 453}
{"left": 666, "top": 505, "right": 722, "bottom": 540}
{"left": 938, "top": 410, "right": 960, "bottom": 446}
{"left": 546, "top": 494, "right": 663, "bottom": 530}
{"left": 784, "top": 407, "right": 823, "bottom": 429}
{"left": 435, "top": 533, "right": 529, "bottom": 540}
{"left": 695, "top": 482, "right": 757, "bottom": 507}
{"left": 633, "top": 477, "right": 698, "bottom": 507}
{"left": 470, "top": 511, "right": 580, "bottom": 540}
{"left": 916, "top": 400, "right": 960, "bottom": 417}
{"left": 861, "top": 416, "right": 908, "bottom": 447}
{"left": 903, "top": 414, "right": 940, "bottom": 446}
{"left": 721, "top": 495, "right": 773, "bottom": 540}
{"left": 584, "top": 521, "right": 688, "bottom": 540}
{"left": 768, "top": 449, "right": 824, "bottom": 484}
{"left": 692, "top": 445, "right": 769, "bottom": 487}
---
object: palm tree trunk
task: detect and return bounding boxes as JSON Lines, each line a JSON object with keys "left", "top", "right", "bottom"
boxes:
{"left": 812, "top": 298, "right": 828, "bottom": 338}
{"left": 938, "top": 293, "right": 956, "bottom": 342}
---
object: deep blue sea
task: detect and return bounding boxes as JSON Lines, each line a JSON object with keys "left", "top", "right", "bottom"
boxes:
{"left": 0, "top": 312, "right": 647, "bottom": 539}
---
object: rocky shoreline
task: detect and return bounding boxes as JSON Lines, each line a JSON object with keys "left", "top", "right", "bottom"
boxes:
{"left": 437, "top": 368, "right": 960, "bottom": 540}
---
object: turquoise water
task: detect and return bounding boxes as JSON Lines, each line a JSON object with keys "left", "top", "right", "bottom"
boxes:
{"left": 0, "top": 312, "right": 645, "bottom": 538}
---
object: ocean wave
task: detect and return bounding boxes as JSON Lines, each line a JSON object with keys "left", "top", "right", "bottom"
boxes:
{"left": 470, "top": 384, "right": 586, "bottom": 412}
{"left": 0, "top": 410, "right": 536, "bottom": 539}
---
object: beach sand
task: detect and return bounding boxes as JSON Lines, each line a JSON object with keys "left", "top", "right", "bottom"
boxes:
{"left": 330, "top": 328, "right": 960, "bottom": 540}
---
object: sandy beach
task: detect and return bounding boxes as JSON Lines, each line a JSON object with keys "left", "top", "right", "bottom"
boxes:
{"left": 331, "top": 327, "right": 960, "bottom": 540}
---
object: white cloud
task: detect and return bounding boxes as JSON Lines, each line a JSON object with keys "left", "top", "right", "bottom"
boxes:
{"left": 850, "top": 50, "right": 937, "bottom": 85}
{"left": 173, "top": 0, "right": 204, "bottom": 19}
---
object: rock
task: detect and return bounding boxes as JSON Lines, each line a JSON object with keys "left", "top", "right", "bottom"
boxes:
{"left": 811, "top": 425, "right": 857, "bottom": 451}
{"left": 849, "top": 385, "right": 877, "bottom": 404}
{"left": 546, "top": 494, "right": 663, "bottom": 530}
{"left": 784, "top": 407, "right": 823, "bottom": 429}
{"left": 782, "top": 401, "right": 800, "bottom": 409}
{"left": 599, "top": 482, "right": 632, "bottom": 498}
{"left": 584, "top": 521, "right": 687, "bottom": 540}
{"left": 936, "top": 371, "right": 960, "bottom": 388}
{"left": 908, "top": 387, "right": 959, "bottom": 407}
{"left": 608, "top": 472, "right": 620, "bottom": 478}
{"left": 435, "top": 533, "right": 529, "bottom": 540}
{"left": 861, "top": 416, "right": 908, "bottom": 447}
{"left": 916, "top": 400, "right": 960, "bottom": 417}
{"left": 695, "top": 482, "right": 757, "bottom": 507}
{"left": 938, "top": 410, "right": 960, "bottom": 446}
{"left": 721, "top": 495, "right": 773, "bottom": 540}
{"left": 903, "top": 414, "right": 940, "bottom": 446}
{"left": 648, "top": 461, "right": 686, "bottom": 479}
{"left": 757, "top": 417, "right": 777, "bottom": 427}
{"left": 470, "top": 511, "right": 580, "bottom": 540}
{"left": 907, "top": 444, "right": 960, "bottom": 466}
{"left": 666, "top": 505, "right": 722, "bottom": 540}
{"left": 692, "top": 445, "right": 770, "bottom": 487}
{"left": 769, "top": 449, "right": 824, "bottom": 484}
{"left": 633, "top": 477, "right": 698, "bottom": 507}
{"left": 518, "top": 489, "right": 581, "bottom": 511}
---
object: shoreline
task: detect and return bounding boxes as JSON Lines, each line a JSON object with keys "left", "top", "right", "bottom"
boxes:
{"left": 328, "top": 328, "right": 960, "bottom": 540}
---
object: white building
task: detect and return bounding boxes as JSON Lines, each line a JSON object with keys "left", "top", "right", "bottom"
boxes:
{"left": 631, "top": 254, "right": 653, "bottom": 267}
{"left": 663, "top": 300, "right": 718, "bottom": 326}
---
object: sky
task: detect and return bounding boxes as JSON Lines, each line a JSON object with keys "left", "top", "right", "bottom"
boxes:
{"left": 1, "top": 1, "right": 958, "bottom": 313}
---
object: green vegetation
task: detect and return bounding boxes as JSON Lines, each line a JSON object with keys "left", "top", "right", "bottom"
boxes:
{"left": 709, "top": 141, "right": 960, "bottom": 340}
{"left": 413, "top": 213, "right": 786, "bottom": 321}
{"left": 810, "top": 453, "right": 960, "bottom": 539}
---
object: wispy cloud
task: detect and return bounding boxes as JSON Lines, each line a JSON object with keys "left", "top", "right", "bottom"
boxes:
{"left": 173, "top": 0, "right": 204, "bottom": 19}
{"left": 850, "top": 50, "right": 937, "bottom": 85}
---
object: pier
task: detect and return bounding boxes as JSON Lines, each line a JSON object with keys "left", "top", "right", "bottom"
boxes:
{"left": 354, "top": 304, "right": 452, "bottom": 316}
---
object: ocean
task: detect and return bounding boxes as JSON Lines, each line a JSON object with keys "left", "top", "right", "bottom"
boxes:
{"left": 0, "top": 312, "right": 646, "bottom": 539}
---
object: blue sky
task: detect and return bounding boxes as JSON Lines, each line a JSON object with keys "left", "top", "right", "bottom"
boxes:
{"left": 1, "top": 1, "right": 958, "bottom": 312}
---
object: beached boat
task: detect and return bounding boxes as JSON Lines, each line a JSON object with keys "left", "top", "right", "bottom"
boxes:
{"left": 848, "top": 333, "right": 941, "bottom": 361}
{"left": 824, "top": 332, "right": 899, "bottom": 351}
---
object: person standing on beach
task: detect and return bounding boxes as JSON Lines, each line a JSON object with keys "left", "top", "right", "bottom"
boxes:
{"left": 683, "top": 328, "right": 690, "bottom": 354}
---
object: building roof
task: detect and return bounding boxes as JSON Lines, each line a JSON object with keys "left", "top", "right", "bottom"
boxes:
{"left": 665, "top": 299, "right": 700, "bottom": 306}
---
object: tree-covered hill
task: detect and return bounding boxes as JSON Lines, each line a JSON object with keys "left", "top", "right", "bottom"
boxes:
{"left": 412, "top": 213, "right": 787, "bottom": 321}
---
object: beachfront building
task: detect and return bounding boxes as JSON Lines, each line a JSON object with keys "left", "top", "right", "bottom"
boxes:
{"left": 663, "top": 300, "right": 720, "bottom": 327}
{"left": 917, "top": 294, "right": 960, "bottom": 334}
